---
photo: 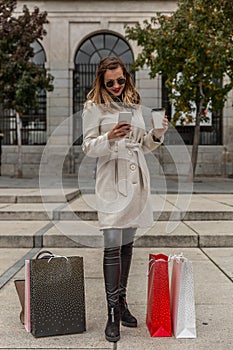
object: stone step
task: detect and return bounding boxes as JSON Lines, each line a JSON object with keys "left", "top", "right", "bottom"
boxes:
{"left": 0, "top": 203, "right": 61, "bottom": 220}
{"left": 0, "top": 194, "right": 232, "bottom": 221}
{"left": 0, "top": 205, "right": 233, "bottom": 221}
{"left": 0, "top": 221, "right": 53, "bottom": 247}
{"left": 0, "top": 220, "right": 232, "bottom": 248}
{"left": 0, "top": 188, "right": 80, "bottom": 203}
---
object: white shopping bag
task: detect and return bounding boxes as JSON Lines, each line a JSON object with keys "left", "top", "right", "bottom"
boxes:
{"left": 170, "top": 255, "right": 197, "bottom": 338}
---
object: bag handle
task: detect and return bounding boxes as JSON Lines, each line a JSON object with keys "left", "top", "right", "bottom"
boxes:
{"left": 147, "top": 253, "right": 188, "bottom": 276}
{"left": 36, "top": 250, "right": 54, "bottom": 260}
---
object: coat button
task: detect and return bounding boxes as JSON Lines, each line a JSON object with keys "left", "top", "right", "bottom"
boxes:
{"left": 130, "top": 163, "right": 136, "bottom": 171}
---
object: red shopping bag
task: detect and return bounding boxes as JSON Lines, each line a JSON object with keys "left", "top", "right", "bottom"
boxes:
{"left": 146, "top": 253, "right": 172, "bottom": 337}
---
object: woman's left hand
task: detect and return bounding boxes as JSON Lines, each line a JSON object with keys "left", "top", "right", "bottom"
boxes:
{"left": 152, "top": 116, "right": 169, "bottom": 139}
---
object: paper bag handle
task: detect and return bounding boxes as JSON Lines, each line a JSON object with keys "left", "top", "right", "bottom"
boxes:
{"left": 36, "top": 250, "right": 54, "bottom": 260}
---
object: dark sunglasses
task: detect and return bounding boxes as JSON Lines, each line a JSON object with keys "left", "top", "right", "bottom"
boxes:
{"left": 105, "top": 77, "right": 126, "bottom": 88}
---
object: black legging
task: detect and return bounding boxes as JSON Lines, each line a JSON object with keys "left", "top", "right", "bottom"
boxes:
{"left": 103, "top": 228, "right": 136, "bottom": 307}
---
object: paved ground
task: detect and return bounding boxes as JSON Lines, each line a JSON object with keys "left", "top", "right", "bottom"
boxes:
{"left": 0, "top": 247, "right": 232, "bottom": 350}
{"left": 0, "top": 176, "right": 232, "bottom": 350}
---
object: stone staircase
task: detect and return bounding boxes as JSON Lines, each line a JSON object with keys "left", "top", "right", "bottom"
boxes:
{"left": 0, "top": 189, "right": 233, "bottom": 248}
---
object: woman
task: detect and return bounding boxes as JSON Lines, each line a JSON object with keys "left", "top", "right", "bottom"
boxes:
{"left": 82, "top": 56, "right": 168, "bottom": 342}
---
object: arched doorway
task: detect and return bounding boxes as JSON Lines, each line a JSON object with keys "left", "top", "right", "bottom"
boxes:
{"left": 73, "top": 32, "right": 134, "bottom": 144}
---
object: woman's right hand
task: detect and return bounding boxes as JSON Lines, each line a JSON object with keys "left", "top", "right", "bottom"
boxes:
{"left": 108, "top": 122, "right": 131, "bottom": 140}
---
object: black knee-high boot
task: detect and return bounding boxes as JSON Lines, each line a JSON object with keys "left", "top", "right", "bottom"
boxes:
{"left": 119, "top": 241, "right": 137, "bottom": 327}
{"left": 103, "top": 246, "right": 121, "bottom": 342}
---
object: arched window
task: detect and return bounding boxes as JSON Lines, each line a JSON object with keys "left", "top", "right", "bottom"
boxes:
{"left": 73, "top": 32, "right": 134, "bottom": 144}
{"left": 21, "top": 40, "right": 47, "bottom": 145}
{"left": 1, "top": 40, "right": 48, "bottom": 145}
{"left": 31, "top": 40, "right": 47, "bottom": 66}
{"left": 27, "top": 40, "right": 47, "bottom": 116}
{"left": 75, "top": 33, "right": 134, "bottom": 65}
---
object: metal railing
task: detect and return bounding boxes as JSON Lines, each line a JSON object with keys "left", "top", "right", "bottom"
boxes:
{"left": 0, "top": 112, "right": 46, "bottom": 145}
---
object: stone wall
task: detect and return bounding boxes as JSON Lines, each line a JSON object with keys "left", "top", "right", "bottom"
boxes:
{"left": 1, "top": 146, "right": 45, "bottom": 177}
{"left": 1, "top": 145, "right": 71, "bottom": 177}
{"left": 0, "top": 143, "right": 228, "bottom": 179}
{"left": 157, "top": 145, "right": 225, "bottom": 177}
{"left": 74, "top": 144, "right": 226, "bottom": 179}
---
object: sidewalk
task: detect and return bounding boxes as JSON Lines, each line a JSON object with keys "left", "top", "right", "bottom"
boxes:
{"left": 0, "top": 247, "right": 232, "bottom": 350}
{"left": 0, "top": 176, "right": 232, "bottom": 349}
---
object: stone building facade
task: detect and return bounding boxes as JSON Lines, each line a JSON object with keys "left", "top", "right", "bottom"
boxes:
{"left": 1, "top": 0, "right": 233, "bottom": 177}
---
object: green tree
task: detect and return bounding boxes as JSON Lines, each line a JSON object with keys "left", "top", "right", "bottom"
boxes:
{"left": 0, "top": 0, "right": 53, "bottom": 177}
{"left": 125, "top": 0, "right": 233, "bottom": 180}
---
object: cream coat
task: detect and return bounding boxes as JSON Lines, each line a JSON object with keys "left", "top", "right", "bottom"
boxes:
{"left": 82, "top": 102, "right": 163, "bottom": 229}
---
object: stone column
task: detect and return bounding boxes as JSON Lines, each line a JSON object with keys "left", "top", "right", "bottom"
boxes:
{"left": 44, "top": 19, "right": 73, "bottom": 175}
{"left": 223, "top": 87, "right": 233, "bottom": 176}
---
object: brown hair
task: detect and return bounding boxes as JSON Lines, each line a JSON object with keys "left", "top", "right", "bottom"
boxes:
{"left": 86, "top": 56, "right": 141, "bottom": 111}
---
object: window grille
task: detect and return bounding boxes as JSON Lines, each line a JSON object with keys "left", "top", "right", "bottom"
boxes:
{"left": 73, "top": 33, "right": 134, "bottom": 145}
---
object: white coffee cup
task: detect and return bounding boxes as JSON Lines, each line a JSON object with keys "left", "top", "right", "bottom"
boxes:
{"left": 151, "top": 108, "right": 165, "bottom": 129}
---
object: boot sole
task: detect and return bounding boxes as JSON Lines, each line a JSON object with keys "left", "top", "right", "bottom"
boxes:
{"left": 105, "top": 334, "right": 120, "bottom": 342}
{"left": 121, "top": 321, "right": 137, "bottom": 328}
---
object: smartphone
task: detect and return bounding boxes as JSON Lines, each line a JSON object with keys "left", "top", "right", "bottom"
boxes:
{"left": 118, "top": 111, "right": 132, "bottom": 125}
{"left": 151, "top": 108, "right": 165, "bottom": 129}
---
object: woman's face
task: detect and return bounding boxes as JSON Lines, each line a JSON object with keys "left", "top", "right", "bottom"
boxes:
{"left": 103, "top": 66, "right": 126, "bottom": 97}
